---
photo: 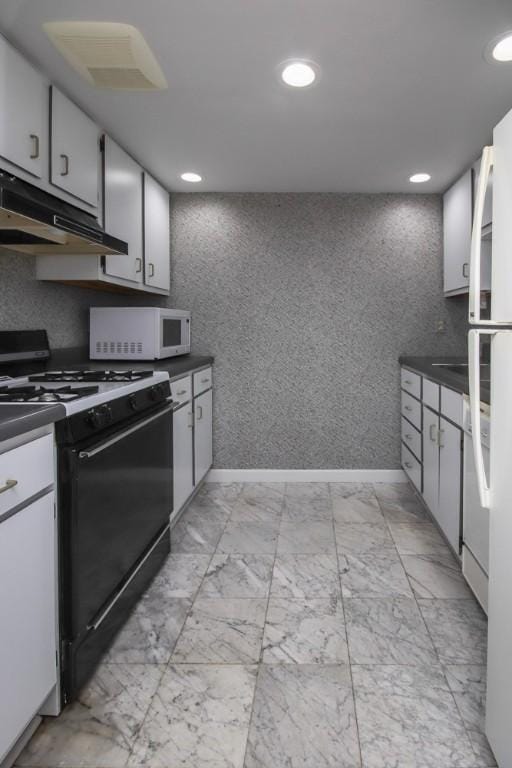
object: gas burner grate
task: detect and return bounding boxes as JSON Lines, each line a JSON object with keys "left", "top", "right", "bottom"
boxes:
{"left": 29, "top": 369, "right": 154, "bottom": 383}
{"left": 0, "top": 385, "right": 99, "bottom": 403}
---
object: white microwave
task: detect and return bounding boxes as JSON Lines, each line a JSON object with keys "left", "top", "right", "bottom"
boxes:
{"left": 89, "top": 307, "right": 191, "bottom": 360}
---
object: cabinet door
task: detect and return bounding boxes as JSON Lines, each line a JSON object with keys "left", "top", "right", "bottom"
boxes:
{"left": 173, "top": 404, "right": 194, "bottom": 516}
{"left": 103, "top": 136, "right": 143, "bottom": 284}
{"left": 422, "top": 406, "right": 439, "bottom": 516}
{"left": 144, "top": 173, "right": 170, "bottom": 291}
{"left": 438, "top": 417, "right": 462, "bottom": 554}
{"left": 0, "top": 493, "right": 56, "bottom": 761}
{"left": 50, "top": 87, "right": 99, "bottom": 206}
{"left": 194, "top": 389, "right": 213, "bottom": 486}
{"left": 443, "top": 169, "right": 472, "bottom": 294}
{"left": 0, "top": 36, "right": 47, "bottom": 179}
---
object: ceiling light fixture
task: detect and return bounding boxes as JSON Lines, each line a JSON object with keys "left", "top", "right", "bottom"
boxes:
{"left": 280, "top": 60, "right": 318, "bottom": 88}
{"left": 487, "top": 31, "right": 512, "bottom": 62}
{"left": 409, "top": 173, "right": 431, "bottom": 183}
{"left": 180, "top": 172, "right": 202, "bottom": 183}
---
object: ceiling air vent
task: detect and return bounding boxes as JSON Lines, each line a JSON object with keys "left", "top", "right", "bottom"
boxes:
{"left": 43, "top": 21, "right": 167, "bottom": 90}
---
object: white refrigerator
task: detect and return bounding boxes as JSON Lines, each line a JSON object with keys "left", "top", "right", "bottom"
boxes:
{"left": 469, "top": 104, "right": 512, "bottom": 768}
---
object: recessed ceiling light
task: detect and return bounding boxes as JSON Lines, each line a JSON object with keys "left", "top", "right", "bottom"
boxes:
{"left": 409, "top": 173, "right": 431, "bottom": 183}
{"left": 280, "top": 60, "right": 318, "bottom": 88}
{"left": 180, "top": 172, "right": 202, "bottom": 183}
{"left": 487, "top": 31, "right": 512, "bottom": 62}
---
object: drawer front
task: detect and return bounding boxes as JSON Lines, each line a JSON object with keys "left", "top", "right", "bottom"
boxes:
{"left": 401, "top": 443, "right": 422, "bottom": 492}
{"left": 441, "top": 386, "right": 463, "bottom": 427}
{"left": 401, "top": 369, "right": 421, "bottom": 400}
{"left": 401, "top": 390, "right": 422, "bottom": 430}
{"left": 401, "top": 418, "right": 421, "bottom": 461}
{"left": 193, "top": 367, "right": 213, "bottom": 396}
{"left": 170, "top": 375, "right": 192, "bottom": 406}
{"left": 0, "top": 434, "right": 53, "bottom": 517}
{"left": 422, "top": 378, "right": 440, "bottom": 412}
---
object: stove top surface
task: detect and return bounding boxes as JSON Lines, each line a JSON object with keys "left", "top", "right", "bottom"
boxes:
{"left": 0, "top": 384, "right": 100, "bottom": 403}
{"left": 28, "top": 369, "right": 155, "bottom": 383}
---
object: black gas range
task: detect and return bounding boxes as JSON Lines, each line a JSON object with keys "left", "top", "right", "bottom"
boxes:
{"left": 0, "top": 330, "right": 174, "bottom": 706}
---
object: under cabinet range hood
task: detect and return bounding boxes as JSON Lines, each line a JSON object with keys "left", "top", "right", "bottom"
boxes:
{"left": 0, "top": 171, "right": 128, "bottom": 256}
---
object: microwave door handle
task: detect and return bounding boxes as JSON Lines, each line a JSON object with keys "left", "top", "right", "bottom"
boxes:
{"left": 468, "top": 330, "right": 491, "bottom": 508}
{"left": 469, "top": 146, "right": 494, "bottom": 326}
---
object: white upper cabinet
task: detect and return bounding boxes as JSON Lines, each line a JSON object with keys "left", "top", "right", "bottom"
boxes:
{"left": 144, "top": 173, "right": 170, "bottom": 291}
{"left": 50, "top": 87, "right": 99, "bottom": 207}
{"left": 103, "top": 136, "right": 143, "bottom": 285}
{"left": 443, "top": 166, "right": 491, "bottom": 297}
{"left": 443, "top": 169, "right": 472, "bottom": 295}
{"left": 0, "top": 35, "right": 47, "bottom": 178}
{"left": 473, "top": 157, "right": 492, "bottom": 230}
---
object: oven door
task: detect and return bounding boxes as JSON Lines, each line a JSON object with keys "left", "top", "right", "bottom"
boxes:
{"left": 159, "top": 313, "right": 190, "bottom": 357}
{"left": 61, "top": 404, "right": 172, "bottom": 640}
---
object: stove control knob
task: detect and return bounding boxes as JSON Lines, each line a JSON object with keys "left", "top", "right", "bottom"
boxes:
{"left": 101, "top": 404, "right": 113, "bottom": 424}
{"left": 86, "top": 408, "right": 102, "bottom": 429}
{"left": 149, "top": 384, "right": 162, "bottom": 401}
{"left": 128, "top": 393, "right": 139, "bottom": 411}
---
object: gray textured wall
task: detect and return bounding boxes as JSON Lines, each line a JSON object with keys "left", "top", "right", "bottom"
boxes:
{"left": 170, "top": 193, "right": 468, "bottom": 469}
{"left": 0, "top": 252, "right": 164, "bottom": 349}
{"left": 0, "top": 193, "right": 468, "bottom": 469}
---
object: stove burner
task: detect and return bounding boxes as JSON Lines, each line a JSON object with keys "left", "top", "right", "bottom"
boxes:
{"left": 0, "top": 385, "right": 99, "bottom": 403}
{"left": 29, "top": 370, "right": 154, "bottom": 383}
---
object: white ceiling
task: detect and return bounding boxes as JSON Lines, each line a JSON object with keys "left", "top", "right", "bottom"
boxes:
{"left": 1, "top": 0, "right": 512, "bottom": 193}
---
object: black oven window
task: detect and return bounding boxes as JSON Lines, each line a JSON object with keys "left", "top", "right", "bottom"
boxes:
{"left": 162, "top": 319, "right": 182, "bottom": 347}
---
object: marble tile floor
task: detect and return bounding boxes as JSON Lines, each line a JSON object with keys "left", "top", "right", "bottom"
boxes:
{"left": 17, "top": 481, "right": 496, "bottom": 768}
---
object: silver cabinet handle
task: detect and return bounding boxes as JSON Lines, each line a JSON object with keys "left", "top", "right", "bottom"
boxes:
{"left": 29, "top": 134, "right": 39, "bottom": 159}
{"left": 187, "top": 411, "right": 193, "bottom": 428}
{"left": 135, "top": 257, "right": 142, "bottom": 273}
{"left": 201, "top": 377, "right": 210, "bottom": 384}
{"left": 404, "top": 405, "right": 412, "bottom": 412}
{"left": 429, "top": 424, "right": 437, "bottom": 442}
{"left": 196, "top": 405, "right": 203, "bottom": 420}
{"left": 404, "top": 461, "right": 413, "bottom": 469}
{"left": 404, "top": 379, "right": 412, "bottom": 386}
{"left": 0, "top": 478, "right": 18, "bottom": 494}
{"left": 405, "top": 433, "right": 413, "bottom": 441}
{"left": 60, "top": 153, "right": 69, "bottom": 176}
{"left": 177, "top": 389, "right": 187, "bottom": 396}
{"left": 438, "top": 428, "right": 445, "bottom": 448}
{"left": 462, "top": 262, "right": 470, "bottom": 278}
{"left": 148, "top": 263, "right": 155, "bottom": 278}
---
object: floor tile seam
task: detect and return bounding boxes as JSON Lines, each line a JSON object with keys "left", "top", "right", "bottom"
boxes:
{"left": 241, "top": 510, "right": 282, "bottom": 768}
{"left": 446, "top": 677, "right": 494, "bottom": 767}
{"left": 396, "top": 550, "right": 476, "bottom": 601}
{"left": 122, "top": 660, "right": 168, "bottom": 767}
{"left": 331, "top": 483, "right": 364, "bottom": 768}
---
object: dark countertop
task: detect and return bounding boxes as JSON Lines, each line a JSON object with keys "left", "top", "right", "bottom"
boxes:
{"left": 0, "top": 348, "right": 214, "bottom": 382}
{"left": 0, "top": 403, "right": 66, "bottom": 442}
{"left": 399, "top": 355, "right": 490, "bottom": 404}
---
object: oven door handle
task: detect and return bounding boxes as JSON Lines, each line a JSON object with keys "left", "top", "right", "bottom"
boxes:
{"left": 78, "top": 403, "right": 173, "bottom": 460}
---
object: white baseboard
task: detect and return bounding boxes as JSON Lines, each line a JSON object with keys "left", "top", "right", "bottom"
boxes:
{"left": 206, "top": 468, "right": 407, "bottom": 483}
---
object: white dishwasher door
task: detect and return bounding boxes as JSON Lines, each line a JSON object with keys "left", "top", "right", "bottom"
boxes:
{"left": 0, "top": 492, "right": 57, "bottom": 762}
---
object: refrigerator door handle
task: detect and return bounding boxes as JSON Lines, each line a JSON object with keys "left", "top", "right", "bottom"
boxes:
{"left": 469, "top": 146, "right": 494, "bottom": 326}
{"left": 468, "top": 329, "right": 491, "bottom": 508}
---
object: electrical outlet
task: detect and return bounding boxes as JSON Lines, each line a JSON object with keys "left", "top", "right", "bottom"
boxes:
{"left": 436, "top": 319, "right": 446, "bottom": 333}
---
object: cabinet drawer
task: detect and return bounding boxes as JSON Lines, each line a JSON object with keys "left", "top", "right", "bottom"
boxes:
{"left": 441, "top": 386, "right": 463, "bottom": 427}
{"left": 194, "top": 367, "right": 213, "bottom": 396}
{"left": 401, "top": 418, "right": 421, "bottom": 461}
{"left": 401, "top": 369, "right": 421, "bottom": 399}
{"left": 401, "top": 443, "right": 422, "bottom": 492}
{"left": 0, "top": 434, "right": 53, "bottom": 517}
{"left": 401, "top": 390, "right": 421, "bottom": 430}
{"left": 170, "top": 375, "right": 192, "bottom": 406}
{"left": 422, "top": 378, "right": 440, "bottom": 411}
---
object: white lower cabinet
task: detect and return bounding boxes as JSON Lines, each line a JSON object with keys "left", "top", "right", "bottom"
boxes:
{"left": 422, "top": 406, "right": 440, "bottom": 517}
{"left": 0, "top": 491, "right": 57, "bottom": 761}
{"left": 438, "top": 417, "right": 462, "bottom": 553}
{"left": 172, "top": 403, "right": 194, "bottom": 517}
{"left": 194, "top": 388, "right": 213, "bottom": 486}
{"left": 171, "top": 368, "right": 213, "bottom": 521}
